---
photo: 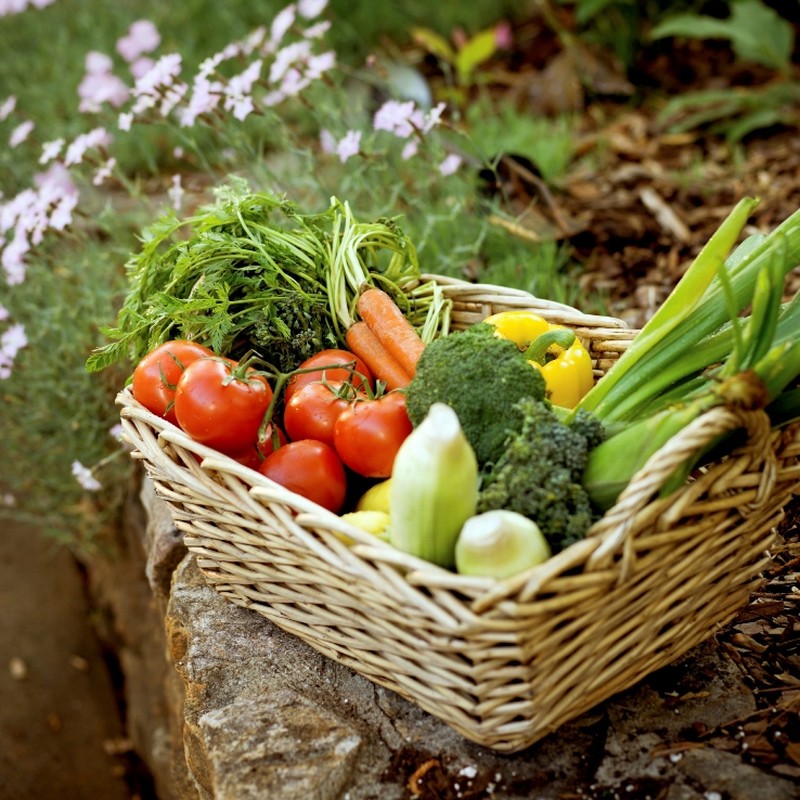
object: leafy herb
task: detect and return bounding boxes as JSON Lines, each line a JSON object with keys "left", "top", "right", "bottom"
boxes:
{"left": 87, "top": 180, "right": 450, "bottom": 374}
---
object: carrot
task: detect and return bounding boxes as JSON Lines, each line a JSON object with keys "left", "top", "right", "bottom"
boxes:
{"left": 356, "top": 288, "right": 425, "bottom": 377}
{"left": 345, "top": 321, "right": 412, "bottom": 391}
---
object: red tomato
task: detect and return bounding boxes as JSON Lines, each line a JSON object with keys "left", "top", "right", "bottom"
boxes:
{"left": 131, "top": 340, "right": 214, "bottom": 424}
{"left": 283, "top": 349, "right": 373, "bottom": 404}
{"left": 230, "top": 424, "right": 287, "bottom": 470}
{"left": 333, "top": 392, "right": 413, "bottom": 478}
{"left": 174, "top": 357, "right": 273, "bottom": 454}
{"left": 283, "top": 381, "right": 361, "bottom": 447}
{"left": 258, "top": 439, "right": 347, "bottom": 513}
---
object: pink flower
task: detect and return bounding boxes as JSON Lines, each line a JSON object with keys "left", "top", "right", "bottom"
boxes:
{"left": 179, "top": 76, "right": 223, "bottom": 126}
{"left": 269, "top": 41, "right": 311, "bottom": 84}
{"left": 130, "top": 57, "right": 155, "bottom": 80}
{"left": 278, "top": 68, "right": 308, "bottom": 98}
{"left": 198, "top": 43, "right": 240, "bottom": 79}
{"left": 438, "top": 153, "right": 462, "bottom": 176}
{"left": 269, "top": 4, "right": 297, "bottom": 50}
{"left": 319, "top": 129, "right": 336, "bottom": 153}
{"left": 0, "top": 164, "right": 79, "bottom": 283}
{"left": 222, "top": 60, "right": 262, "bottom": 121}
{"left": 0, "top": 304, "right": 7, "bottom": 321}
{"left": 9, "top": 120, "right": 34, "bottom": 148}
{"left": 241, "top": 27, "right": 267, "bottom": 56}
{"left": 116, "top": 20, "right": 161, "bottom": 63}
{"left": 39, "top": 138, "right": 64, "bottom": 164}
{"left": 130, "top": 54, "right": 183, "bottom": 116}
{"left": 0, "top": 234, "right": 31, "bottom": 286}
{"left": 373, "top": 100, "right": 447, "bottom": 140}
{"left": 159, "top": 83, "right": 188, "bottom": 116}
{"left": 64, "top": 127, "right": 111, "bottom": 165}
{"left": 109, "top": 423, "right": 124, "bottom": 442}
{"left": 0, "top": 189, "right": 36, "bottom": 234}
{"left": 320, "top": 129, "right": 360, "bottom": 163}
{"left": 423, "top": 102, "right": 447, "bottom": 133}
{"left": 78, "top": 51, "right": 130, "bottom": 112}
{"left": 230, "top": 60, "right": 263, "bottom": 96}
{"left": 78, "top": 71, "right": 130, "bottom": 113}
{"left": 262, "top": 89, "right": 286, "bottom": 107}
{"left": 48, "top": 193, "right": 78, "bottom": 230}
{"left": 0, "top": 95, "right": 16, "bottom": 121}
{"left": 35, "top": 161, "right": 79, "bottom": 197}
{"left": 305, "top": 50, "right": 335, "bottom": 79}
{"left": 335, "top": 130, "right": 361, "bottom": 163}
{"left": 401, "top": 140, "right": 418, "bottom": 160}
{"left": 71, "top": 460, "right": 102, "bottom": 492}
{"left": 373, "top": 100, "right": 417, "bottom": 138}
{"left": 85, "top": 50, "right": 113, "bottom": 74}
{"left": 167, "top": 174, "right": 184, "bottom": 211}
{"left": 134, "top": 53, "right": 182, "bottom": 96}
{"left": 0, "top": 1, "right": 29, "bottom": 16}
{"left": 229, "top": 96, "right": 254, "bottom": 121}
{"left": 495, "top": 20, "right": 513, "bottom": 50}
{"left": 0, "top": 0, "right": 55, "bottom": 17}
{"left": 303, "top": 20, "right": 330, "bottom": 39}
{"left": 0, "top": 322, "right": 27, "bottom": 380}
{"left": 298, "top": 0, "right": 327, "bottom": 18}
{"left": 1, "top": 234, "right": 29, "bottom": 285}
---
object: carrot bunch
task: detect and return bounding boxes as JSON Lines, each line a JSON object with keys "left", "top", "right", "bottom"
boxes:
{"left": 345, "top": 287, "right": 426, "bottom": 390}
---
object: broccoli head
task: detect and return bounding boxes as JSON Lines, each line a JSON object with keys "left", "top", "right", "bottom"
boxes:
{"left": 405, "top": 324, "right": 546, "bottom": 466}
{"left": 477, "top": 397, "right": 605, "bottom": 553}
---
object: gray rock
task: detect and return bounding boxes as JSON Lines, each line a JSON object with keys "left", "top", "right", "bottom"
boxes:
{"left": 141, "top": 477, "right": 187, "bottom": 599}
{"left": 678, "top": 748, "right": 799, "bottom": 800}
{"left": 595, "top": 642, "right": 758, "bottom": 787}
{"left": 85, "top": 480, "right": 797, "bottom": 800}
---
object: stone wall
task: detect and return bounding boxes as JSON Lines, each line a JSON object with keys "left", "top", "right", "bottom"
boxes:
{"left": 88, "top": 478, "right": 799, "bottom": 800}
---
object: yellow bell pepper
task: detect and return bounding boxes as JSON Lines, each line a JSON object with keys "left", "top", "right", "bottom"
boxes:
{"left": 483, "top": 310, "right": 594, "bottom": 408}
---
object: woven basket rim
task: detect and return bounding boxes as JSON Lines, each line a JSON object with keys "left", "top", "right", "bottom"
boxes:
{"left": 117, "top": 385, "right": 783, "bottom": 599}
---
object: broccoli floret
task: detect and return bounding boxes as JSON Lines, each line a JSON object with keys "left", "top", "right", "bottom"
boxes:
{"left": 405, "top": 324, "right": 546, "bottom": 466}
{"left": 477, "top": 397, "right": 604, "bottom": 553}
{"left": 569, "top": 408, "right": 607, "bottom": 450}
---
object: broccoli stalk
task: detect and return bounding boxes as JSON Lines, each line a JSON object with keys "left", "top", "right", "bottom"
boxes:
{"left": 477, "top": 398, "right": 605, "bottom": 553}
{"left": 405, "top": 324, "right": 547, "bottom": 466}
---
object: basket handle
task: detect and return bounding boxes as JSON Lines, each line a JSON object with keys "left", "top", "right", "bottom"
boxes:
{"left": 584, "top": 405, "right": 777, "bottom": 576}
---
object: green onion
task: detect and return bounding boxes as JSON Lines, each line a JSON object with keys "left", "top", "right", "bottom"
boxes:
{"left": 574, "top": 199, "right": 800, "bottom": 425}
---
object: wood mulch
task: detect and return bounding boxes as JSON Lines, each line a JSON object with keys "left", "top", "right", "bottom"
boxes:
{"left": 430, "top": 9, "right": 800, "bottom": 329}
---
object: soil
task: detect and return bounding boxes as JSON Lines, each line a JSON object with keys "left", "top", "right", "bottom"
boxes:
{"left": 0, "top": 519, "right": 152, "bottom": 800}
{"left": 2, "top": 6, "right": 800, "bottom": 799}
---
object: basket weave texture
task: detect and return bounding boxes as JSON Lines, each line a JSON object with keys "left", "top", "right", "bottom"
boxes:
{"left": 118, "top": 275, "right": 800, "bottom": 752}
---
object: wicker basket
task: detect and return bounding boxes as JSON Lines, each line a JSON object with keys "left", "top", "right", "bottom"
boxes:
{"left": 117, "top": 274, "right": 800, "bottom": 752}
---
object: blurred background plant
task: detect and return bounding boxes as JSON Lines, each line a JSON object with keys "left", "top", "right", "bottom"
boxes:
{"left": 649, "top": 0, "right": 800, "bottom": 142}
{"left": 0, "top": 0, "right": 797, "bottom": 550}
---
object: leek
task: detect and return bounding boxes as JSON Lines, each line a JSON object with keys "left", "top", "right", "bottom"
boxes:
{"left": 574, "top": 199, "right": 800, "bottom": 425}
{"left": 575, "top": 198, "right": 800, "bottom": 509}
{"left": 584, "top": 339, "right": 800, "bottom": 510}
